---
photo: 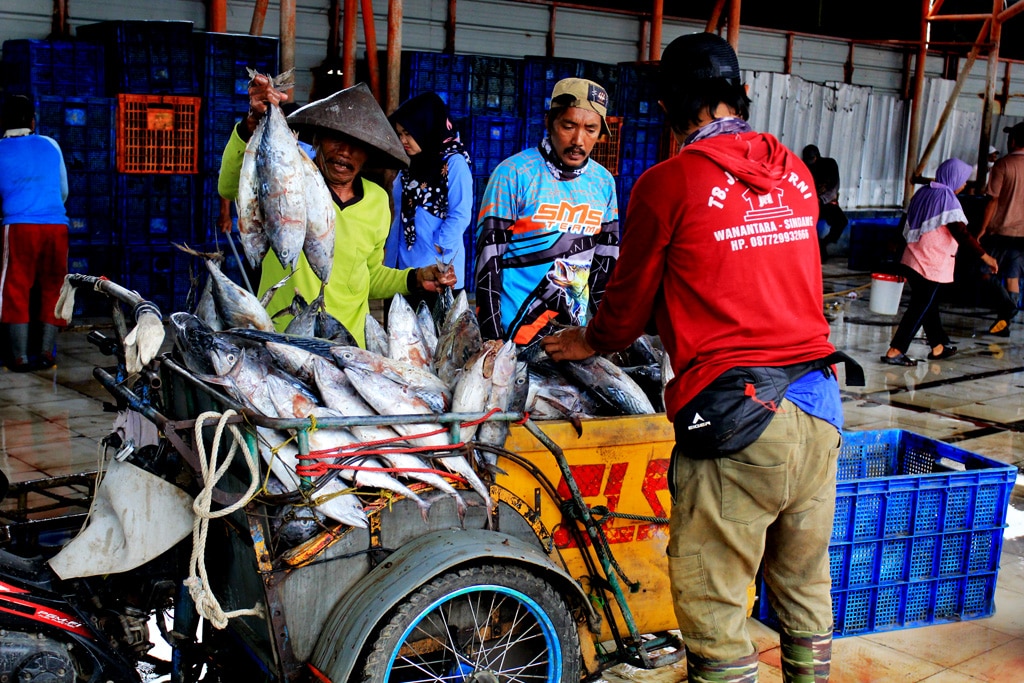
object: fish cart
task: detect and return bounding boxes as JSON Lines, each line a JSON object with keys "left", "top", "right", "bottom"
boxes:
{"left": 60, "top": 274, "right": 701, "bottom": 682}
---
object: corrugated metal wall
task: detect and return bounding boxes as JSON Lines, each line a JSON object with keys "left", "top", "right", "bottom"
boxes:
{"left": 2, "top": 0, "right": 1023, "bottom": 208}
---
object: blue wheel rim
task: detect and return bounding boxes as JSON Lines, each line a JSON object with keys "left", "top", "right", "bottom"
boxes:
{"left": 384, "top": 583, "right": 563, "bottom": 681}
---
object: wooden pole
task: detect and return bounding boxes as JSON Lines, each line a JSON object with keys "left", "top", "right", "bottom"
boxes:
{"left": 976, "top": 0, "right": 1001, "bottom": 190}
{"left": 361, "top": 0, "right": 382, "bottom": 101}
{"left": 445, "top": 0, "right": 457, "bottom": 54}
{"left": 726, "top": 0, "right": 740, "bottom": 51}
{"left": 209, "top": 0, "right": 227, "bottom": 33}
{"left": 706, "top": 0, "right": 727, "bottom": 33}
{"left": 650, "top": 0, "right": 663, "bottom": 61}
{"left": 904, "top": 0, "right": 931, "bottom": 203}
{"left": 343, "top": 0, "right": 357, "bottom": 89}
{"left": 280, "top": 0, "right": 296, "bottom": 74}
{"left": 386, "top": 0, "right": 403, "bottom": 114}
{"left": 250, "top": 0, "right": 269, "bottom": 36}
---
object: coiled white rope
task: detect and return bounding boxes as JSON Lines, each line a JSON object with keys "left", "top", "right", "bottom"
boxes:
{"left": 183, "top": 410, "right": 265, "bottom": 629}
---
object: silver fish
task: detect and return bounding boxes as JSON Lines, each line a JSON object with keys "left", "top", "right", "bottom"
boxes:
{"left": 451, "top": 340, "right": 504, "bottom": 443}
{"left": 416, "top": 300, "right": 439, "bottom": 358}
{"left": 332, "top": 345, "right": 451, "bottom": 414}
{"left": 205, "top": 259, "right": 275, "bottom": 331}
{"left": 260, "top": 426, "right": 368, "bottom": 528}
{"left": 387, "top": 293, "right": 431, "bottom": 369}
{"left": 236, "top": 106, "right": 270, "bottom": 269}
{"left": 341, "top": 365, "right": 449, "bottom": 449}
{"left": 283, "top": 291, "right": 319, "bottom": 337}
{"left": 560, "top": 355, "right": 656, "bottom": 415}
{"left": 299, "top": 146, "right": 335, "bottom": 284}
{"left": 475, "top": 340, "right": 519, "bottom": 458}
{"left": 195, "top": 276, "right": 223, "bottom": 331}
{"left": 434, "top": 308, "right": 483, "bottom": 389}
{"left": 256, "top": 101, "right": 306, "bottom": 271}
{"left": 364, "top": 313, "right": 388, "bottom": 356}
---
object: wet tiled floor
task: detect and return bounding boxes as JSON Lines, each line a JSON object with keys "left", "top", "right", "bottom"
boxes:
{"left": 1, "top": 262, "right": 1022, "bottom": 682}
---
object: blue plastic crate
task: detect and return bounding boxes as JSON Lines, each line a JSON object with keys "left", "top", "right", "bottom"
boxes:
{"left": 615, "top": 62, "right": 663, "bottom": 125}
{"left": 117, "top": 174, "right": 195, "bottom": 245}
{"left": 121, "top": 246, "right": 194, "bottom": 315}
{"left": 403, "top": 51, "right": 471, "bottom": 120}
{"left": 759, "top": 429, "right": 1016, "bottom": 638}
{"left": 469, "top": 55, "right": 520, "bottom": 116}
{"left": 522, "top": 57, "right": 584, "bottom": 121}
{"left": 469, "top": 116, "right": 521, "bottom": 178}
{"left": 77, "top": 21, "right": 197, "bottom": 95}
{"left": 2, "top": 40, "right": 104, "bottom": 97}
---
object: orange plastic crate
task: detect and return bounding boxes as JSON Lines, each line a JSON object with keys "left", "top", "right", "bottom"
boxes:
{"left": 591, "top": 115, "right": 622, "bottom": 175}
{"left": 117, "top": 94, "right": 201, "bottom": 174}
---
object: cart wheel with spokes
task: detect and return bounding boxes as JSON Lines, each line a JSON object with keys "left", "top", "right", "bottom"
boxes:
{"left": 359, "top": 564, "right": 582, "bottom": 682}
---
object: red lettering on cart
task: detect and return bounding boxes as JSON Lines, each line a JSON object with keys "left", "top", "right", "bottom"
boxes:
{"left": 553, "top": 460, "right": 671, "bottom": 549}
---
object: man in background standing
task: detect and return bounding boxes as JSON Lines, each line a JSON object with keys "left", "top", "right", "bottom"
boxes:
{"left": 0, "top": 95, "right": 69, "bottom": 371}
{"left": 803, "top": 144, "right": 848, "bottom": 262}
{"left": 978, "top": 122, "right": 1024, "bottom": 337}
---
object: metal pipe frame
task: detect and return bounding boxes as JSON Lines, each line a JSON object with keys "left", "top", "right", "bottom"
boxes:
{"left": 386, "top": 0, "right": 403, "bottom": 114}
{"left": 280, "top": 0, "right": 296, "bottom": 75}
{"left": 343, "top": 0, "right": 358, "bottom": 89}
{"left": 362, "top": 0, "right": 382, "bottom": 101}
{"left": 249, "top": 0, "right": 269, "bottom": 36}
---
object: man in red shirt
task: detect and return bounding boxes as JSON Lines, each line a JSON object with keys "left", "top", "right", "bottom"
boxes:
{"left": 543, "top": 33, "right": 856, "bottom": 682}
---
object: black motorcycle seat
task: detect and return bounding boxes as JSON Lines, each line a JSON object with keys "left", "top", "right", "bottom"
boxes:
{"left": 0, "top": 547, "right": 51, "bottom": 585}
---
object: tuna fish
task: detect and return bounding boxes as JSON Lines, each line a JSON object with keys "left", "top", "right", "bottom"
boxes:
{"left": 236, "top": 107, "right": 270, "bottom": 269}
{"left": 332, "top": 345, "right": 451, "bottom": 414}
{"left": 559, "top": 355, "right": 656, "bottom": 415}
{"left": 416, "top": 301, "right": 439, "bottom": 359}
{"left": 387, "top": 294, "right": 431, "bottom": 369}
{"left": 255, "top": 101, "right": 307, "bottom": 271}
{"left": 299, "top": 146, "right": 335, "bottom": 285}
{"left": 475, "top": 340, "right": 519, "bottom": 459}
{"left": 364, "top": 314, "right": 388, "bottom": 356}
{"left": 205, "top": 259, "right": 275, "bottom": 332}
{"left": 434, "top": 308, "right": 483, "bottom": 390}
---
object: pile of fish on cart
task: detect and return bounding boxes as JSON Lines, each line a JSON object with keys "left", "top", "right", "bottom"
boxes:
{"left": 51, "top": 89, "right": 690, "bottom": 681}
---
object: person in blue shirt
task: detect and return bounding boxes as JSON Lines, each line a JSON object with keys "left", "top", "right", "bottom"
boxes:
{"left": 384, "top": 92, "right": 473, "bottom": 310}
{"left": 0, "top": 95, "right": 70, "bottom": 371}
{"left": 474, "top": 78, "right": 619, "bottom": 351}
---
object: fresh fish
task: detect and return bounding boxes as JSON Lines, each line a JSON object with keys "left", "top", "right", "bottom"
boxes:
{"left": 283, "top": 291, "right": 319, "bottom": 337}
{"left": 299, "top": 145, "right": 335, "bottom": 284}
{"left": 221, "top": 327, "right": 338, "bottom": 361}
{"left": 364, "top": 313, "right": 388, "bottom": 356}
{"left": 526, "top": 362, "right": 602, "bottom": 420}
{"left": 195, "top": 276, "right": 223, "bottom": 331}
{"left": 258, "top": 426, "right": 367, "bottom": 527}
{"left": 431, "top": 285, "right": 455, "bottom": 331}
{"left": 170, "top": 312, "right": 223, "bottom": 376}
{"left": 440, "top": 289, "right": 470, "bottom": 332}
{"left": 450, "top": 341, "right": 499, "bottom": 443}
{"left": 559, "top": 355, "right": 656, "bottom": 415}
{"left": 332, "top": 345, "right": 451, "bottom": 414}
{"left": 415, "top": 300, "right": 439, "bottom": 361}
{"left": 341, "top": 365, "right": 449, "bottom": 449}
{"left": 206, "top": 259, "right": 275, "bottom": 331}
{"left": 209, "top": 345, "right": 318, "bottom": 417}
{"left": 661, "top": 347, "right": 674, "bottom": 415}
{"left": 434, "top": 308, "right": 483, "bottom": 389}
{"left": 475, "top": 340, "right": 519, "bottom": 457}
{"left": 387, "top": 294, "right": 431, "bottom": 369}
{"left": 256, "top": 100, "right": 307, "bottom": 271}
{"left": 236, "top": 103, "right": 270, "bottom": 269}
{"left": 621, "top": 364, "right": 665, "bottom": 413}
{"left": 508, "top": 361, "right": 531, "bottom": 415}
{"left": 315, "top": 306, "right": 356, "bottom": 346}
{"left": 269, "top": 503, "right": 325, "bottom": 547}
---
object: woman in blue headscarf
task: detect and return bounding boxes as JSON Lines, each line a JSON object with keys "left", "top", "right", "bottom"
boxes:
{"left": 881, "top": 158, "right": 999, "bottom": 365}
{"left": 384, "top": 92, "right": 473, "bottom": 311}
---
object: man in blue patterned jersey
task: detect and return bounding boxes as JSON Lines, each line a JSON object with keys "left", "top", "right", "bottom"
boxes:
{"left": 474, "top": 78, "right": 619, "bottom": 350}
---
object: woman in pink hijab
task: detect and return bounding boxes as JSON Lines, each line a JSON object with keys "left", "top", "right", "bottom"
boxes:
{"left": 882, "top": 157, "right": 999, "bottom": 365}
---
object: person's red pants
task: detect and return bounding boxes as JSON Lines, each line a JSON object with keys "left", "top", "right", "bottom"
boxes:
{"left": 0, "top": 223, "right": 69, "bottom": 326}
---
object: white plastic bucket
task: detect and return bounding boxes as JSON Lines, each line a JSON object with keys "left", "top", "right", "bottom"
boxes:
{"left": 869, "top": 273, "right": 905, "bottom": 315}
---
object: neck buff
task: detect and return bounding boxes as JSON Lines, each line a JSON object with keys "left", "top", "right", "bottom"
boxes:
{"left": 683, "top": 116, "right": 753, "bottom": 147}
{"left": 539, "top": 134, "right": 590, "bottom": 181}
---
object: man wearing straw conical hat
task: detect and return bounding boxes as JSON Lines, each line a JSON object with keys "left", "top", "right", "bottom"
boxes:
{"left": 218, "top": 77, "right": 455, "bottom": 347}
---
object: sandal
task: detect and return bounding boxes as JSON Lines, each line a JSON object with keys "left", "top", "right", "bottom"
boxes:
{"left": 880, "top": 353, "right": 919, "bottom": 366}
{"left": 988, "top": 320, "right": 1010, "bottom": 337}
{"left": 927, "top": 346, "right": 957, "bottom": 360}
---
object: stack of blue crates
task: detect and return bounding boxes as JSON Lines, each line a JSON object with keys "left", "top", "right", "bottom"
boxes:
{"left": 402, "top": 52, "right": 472, "bottom": 120}
{"left": 193, "top": 32, "right": 280, "bottom": 243}
{"left": 2, "top": 39, "right": 105, "bottom": 98}
{"left": 2, "top": 39, "right": 116, "bottom": 317}
{"left": 758, "top": 430, "right": 1015, "bottom": 638}
{"left": 77, "top": 21, "right": 197, "bottom": 96}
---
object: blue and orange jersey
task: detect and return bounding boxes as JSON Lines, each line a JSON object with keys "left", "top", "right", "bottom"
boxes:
{"left": 474, "top": 146, "right": 619, "bottom": 347}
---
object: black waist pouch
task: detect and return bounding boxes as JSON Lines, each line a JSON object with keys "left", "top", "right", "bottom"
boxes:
{"left": 673, "top": 351, "right": 864, "bottom": 460}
